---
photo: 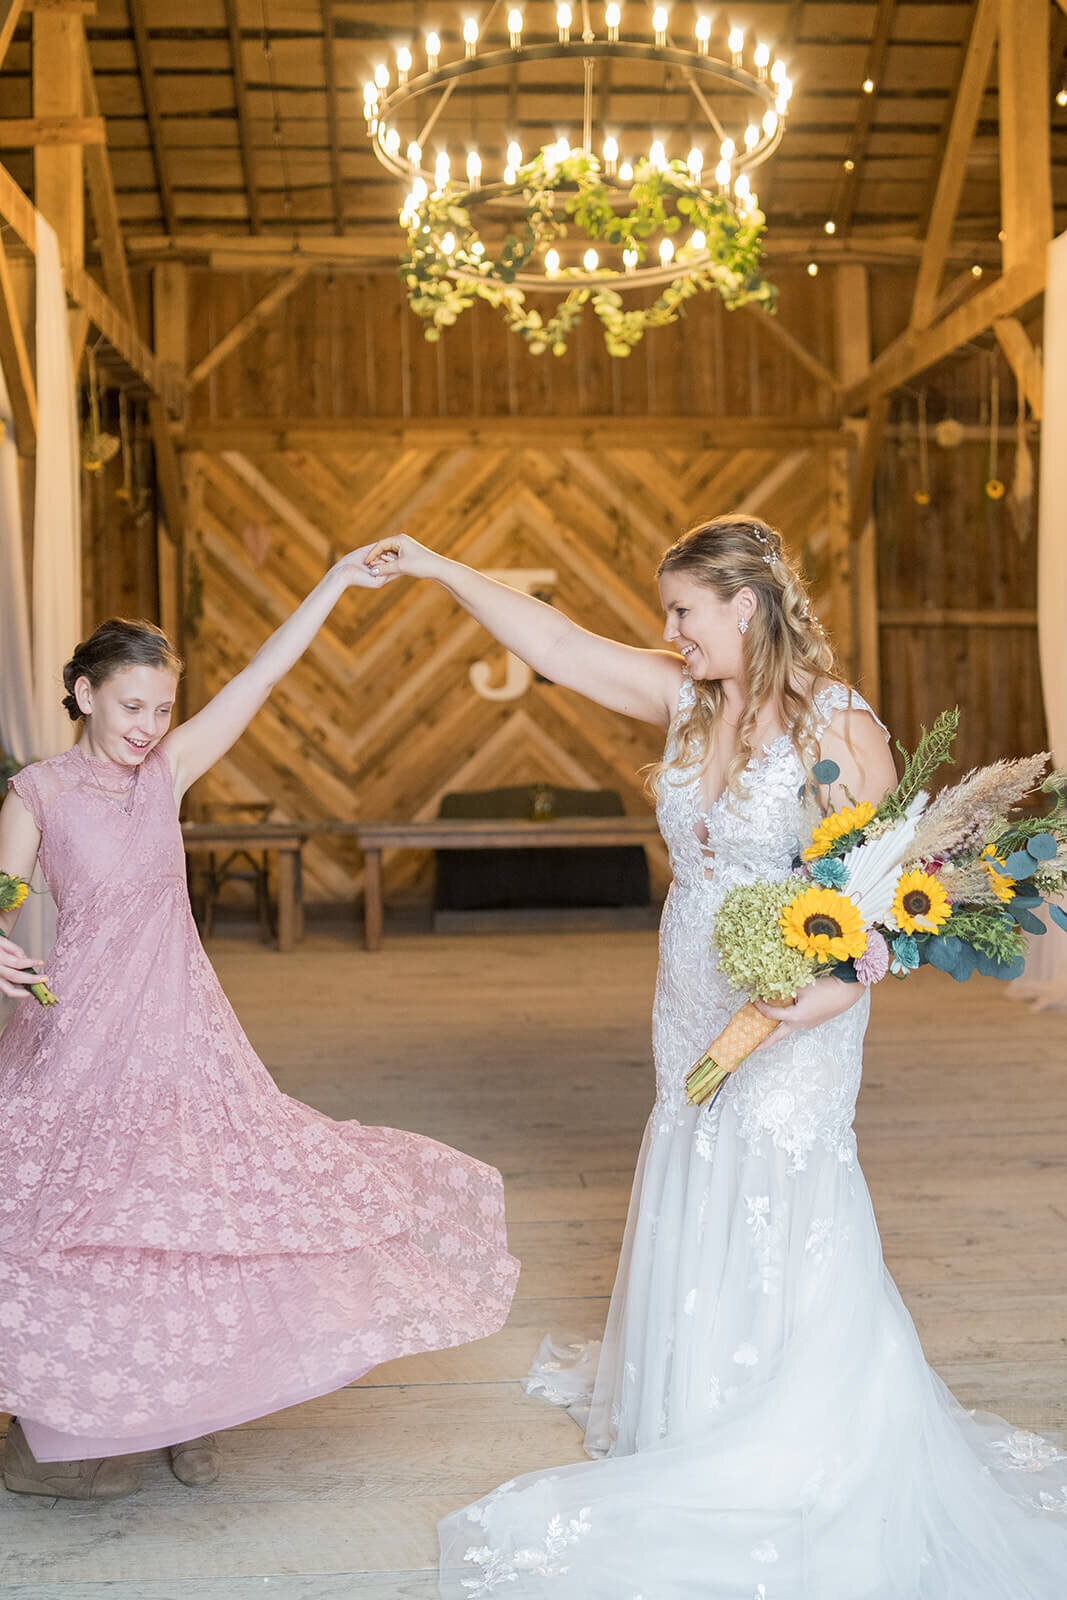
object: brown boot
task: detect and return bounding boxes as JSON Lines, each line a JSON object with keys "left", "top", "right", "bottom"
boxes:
{"left": 2, "top": 1418, "right": 142, "bottom": 1500}
{"left": 168, "top": 1433, "right": 220, "bottom": 1487}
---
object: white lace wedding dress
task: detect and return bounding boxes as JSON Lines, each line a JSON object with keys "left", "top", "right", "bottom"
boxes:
{"left": 439, "top": 676, "right": 1067, "bottom": 1598}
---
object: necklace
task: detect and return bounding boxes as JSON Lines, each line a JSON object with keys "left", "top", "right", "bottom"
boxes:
{"left": 77, "top": 744, "right": 141, "bottom": 817}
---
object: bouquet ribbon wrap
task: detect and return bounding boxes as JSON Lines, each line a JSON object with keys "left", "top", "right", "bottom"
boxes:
{"left": 685, "top": 999, "right": 787, "bottom": 1107}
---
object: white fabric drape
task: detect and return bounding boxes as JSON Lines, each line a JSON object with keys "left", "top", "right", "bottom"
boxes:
{"left": 0, "top": 214, "right": 81, "bottom": 1021}
{"left": 1013, "top": 227, "right": 1067, "bottom": 1008}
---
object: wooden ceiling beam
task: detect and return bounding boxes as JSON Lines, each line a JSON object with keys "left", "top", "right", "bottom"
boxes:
{"left": 0, "top": 0, "right": 24, "bottom": 71}
{"left": 0, "top": 115, "right": 104, "bottom": 145}
{"left": 845, "top": 249, "right": 1047, "bottom": 412}
{"left": 222, "top": 0, "right": 261, "bottom": 234}
{"left": 128, "top": 0, "right": 175, "bottom": 234}
{"left": 833, "top": 0, "right": 897, "bottom": 235}
{"left": 186, "top": 264, "right": 310, "bottom": 390}
{"left": 0, "top": 232, "right": 37, "bottom": 453}
{"left": 322, "top": 0, "right": 345, "bottom": 236}
{"left": 80, "top": 24, "right": 135, "bottom": 327}
{"left": 910, "top": 0, "right": 997, "bottom": 329}
{"left": 998, "top": 0, "right": 1052, "bottom": 272}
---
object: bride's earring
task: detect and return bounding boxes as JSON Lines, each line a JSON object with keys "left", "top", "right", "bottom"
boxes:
{"left": 737, "top": 615, "right": 749, "bottom": 635}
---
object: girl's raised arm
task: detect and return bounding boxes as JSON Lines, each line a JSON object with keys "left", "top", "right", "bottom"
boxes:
{"left": 162, "top": 544, "right": 390, "bottom": 801}
{"left": 365, "top": 534, "right": 682, "bottom": 728}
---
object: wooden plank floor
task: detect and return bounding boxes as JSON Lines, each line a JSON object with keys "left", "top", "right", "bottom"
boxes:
{"left": 2, "top": 928, "right": 1066, "bottom": 1597}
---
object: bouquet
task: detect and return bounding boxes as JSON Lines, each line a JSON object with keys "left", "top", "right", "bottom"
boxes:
{"left": 686, "top": 709, "right": 1067, "bottom": 1106}
{"left": 0, "top": 871, "right": 58, "bottom": 1005}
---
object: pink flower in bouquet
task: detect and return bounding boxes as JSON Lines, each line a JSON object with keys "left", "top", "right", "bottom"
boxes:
{"left": 854, "top": 927, "right": 890, "bottom": 985}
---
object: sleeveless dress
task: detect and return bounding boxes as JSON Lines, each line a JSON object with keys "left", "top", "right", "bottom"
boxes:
{"left": 1, "top": 744, "right": 518, "bottom": 1462}
{"left": 439, "top": 677, "right": 1067, "bottom": 1598}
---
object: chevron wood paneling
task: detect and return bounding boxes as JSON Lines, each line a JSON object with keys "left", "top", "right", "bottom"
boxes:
{"left": 182, "top": 439, "right": 852, "bottom": 906}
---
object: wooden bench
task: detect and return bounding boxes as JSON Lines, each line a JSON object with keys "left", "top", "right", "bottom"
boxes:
{"left": 181, "top": 822, "right": 309, "bottom": 953}
{"left": 355, "top": 816, "right": 661, "bottom": 951}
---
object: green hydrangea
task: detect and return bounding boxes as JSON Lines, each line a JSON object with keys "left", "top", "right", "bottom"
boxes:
{"left": 714, "top": 880, "right": 818, "bottom": 1003}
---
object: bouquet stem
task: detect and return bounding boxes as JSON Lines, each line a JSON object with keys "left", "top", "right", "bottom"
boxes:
{"left": 29, "top": 971, "right": 58, "bottom": 1007}
{"left": 685, "top": 1000, "right": 784, "bottom": 1107}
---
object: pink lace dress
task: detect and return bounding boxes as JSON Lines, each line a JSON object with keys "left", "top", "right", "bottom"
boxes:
{"left": 1, "top": 745, "right": 519, "bottom": 1462}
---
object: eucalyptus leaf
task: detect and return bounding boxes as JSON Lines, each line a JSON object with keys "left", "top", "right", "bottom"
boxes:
{"left": 1048, "top": 903, "right": 1067, "bottom": 933}
{"left": 1009, "top": 888, "right": 1043, "bottom": 909}
{"left": 1004, "top": 849, "right": 1038, "bottom": 880}
{"left": 1013, "top": 907, "right": 1047, "bottom": 935}
{"left": 1027, "top": 832, "right": 1058, "bottom": 860}
{"left": 812, "top": 759, "right": 841, "bottom": 785}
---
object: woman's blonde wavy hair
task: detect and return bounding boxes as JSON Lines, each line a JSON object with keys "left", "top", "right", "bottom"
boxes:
{"left": 649, "top": 514, "right": 842, "bottom": 800}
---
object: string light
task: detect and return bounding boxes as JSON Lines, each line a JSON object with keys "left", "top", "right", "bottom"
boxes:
{"left": 843, "top": 158, "right": 855, "bottom": 172}
{"left": 425, "top": 32, "right": 440, "bottom": 70}
{"left": 508, "top": 8, "right": 523, "bottom": 48}
{"left": 557, "top": 3, "right": 572, "bottom": 42}
{"left": 695, "top": 15, "right": 710, "bottom": 53}
{"left": 862, "top": 77, "right": 874, "bottom": 94}
{"left": 606, "top": 3, "right": 621, "bottom": 42}
{"left": 652, "top": 6, "right": 668, "bottom": 46}
{"left": 464, "top": 18, "right": 479, "bottom": 57}
{"left": 1058, "top": 86, "right": 1067, "bottom": 108}
{"left": 807, "top": 261, "right": 819, "bottom": 276}
{"left": 603, "top": 135, "right": 619, "bottom": 175}
{"left": 396, "top": 47, "right": 412, "bottom": 84}
{"left": 824, "top": 219, "right": 836, "bottom": 234}
{"left": 971, "top": 264, "right": 983, "bottom": 278}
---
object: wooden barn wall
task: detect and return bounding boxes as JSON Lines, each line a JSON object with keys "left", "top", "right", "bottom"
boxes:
{"left": 179, "top": 438, "right": 851, "bottom": 904}
{"left": 875, "top": 432, "right": 1046, "bottom": 767}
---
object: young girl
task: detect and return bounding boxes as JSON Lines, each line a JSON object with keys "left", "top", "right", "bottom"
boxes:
{"left": 364, "top": 519, "right": 1067, "bottom": 1598}
{"left": 0, "top": 547, "right": 518, "bottom": 1500}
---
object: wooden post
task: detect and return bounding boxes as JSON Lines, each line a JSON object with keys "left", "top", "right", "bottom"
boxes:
{"left": 363, "top": 848, "right": 384, "bottom": 951}
{"left": 834, "top": 264, "right": 881, "bottom": 705}
{"left": 999, "top": 0, "right": 1053, "bottom": 272}
{"left": 32, "top": 7, "right": 87, "bottom": 361}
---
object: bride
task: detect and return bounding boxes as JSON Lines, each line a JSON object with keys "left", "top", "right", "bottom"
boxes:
{"left": 366, "top": 516, "right": 1067, "bottom": 1598}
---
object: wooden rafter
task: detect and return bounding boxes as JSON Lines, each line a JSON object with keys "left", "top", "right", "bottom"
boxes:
{"left": 845, "top": 250, "right": 1047, "bottom": 412}
{"left": 0, "top": 115, "right": 104, "bottom": 144}
{"left": 0, "top": 0, "right": 24, "bottom": 71}
{"left": 993, "top": 317, "right": 1044, "bottom": 419}
{"left": 322, "top": 0, "right": 345, "bottom": 237}
{"left": 0, "top": 232, "right": 36, "bottom": 453}
{"left": 222, "top": 0, "right": 260, "bottom": 235}
{"left": 744, "top": 303, "right": 841, "bottom": 393}
{"left": 186, "top": 265, "right": 310, "bottom": 390}
{"left": 910, "top": 0, "right": 997, "bottom": 329}
{"left": 833, "top": 0, "right": 897, "bottom": 234}
{"left": 80, "top": 24, "right": 136, "bottom": 326}
{"left": 128, "top": 0, "right": 175, "bottom": 234}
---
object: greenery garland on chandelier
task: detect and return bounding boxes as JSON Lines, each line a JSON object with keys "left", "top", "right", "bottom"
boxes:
{"left": 399, "top": 146, "right": 776, "bottom": 358}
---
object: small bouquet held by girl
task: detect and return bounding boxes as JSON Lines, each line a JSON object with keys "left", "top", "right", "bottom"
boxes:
{"left": 687, "top": 709, "right": 1067, "bottom": 1105}
{"left": 0, "top": 873, "right": 56, "bottom": 1005}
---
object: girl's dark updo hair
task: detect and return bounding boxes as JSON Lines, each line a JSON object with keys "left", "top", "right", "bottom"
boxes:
{"left": 62, "top": 619, "right": 184, "bottom": 721}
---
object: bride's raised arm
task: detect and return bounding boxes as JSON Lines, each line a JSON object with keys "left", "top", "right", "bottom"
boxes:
{"left": 364, "top": 533, "right": 682, "bottom": 728}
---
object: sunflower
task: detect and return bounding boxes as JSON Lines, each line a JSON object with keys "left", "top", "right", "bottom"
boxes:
{"left": 781, "top": 885, "right": 868, "bottom": 963}
{"left": 803, "top": 801, "right": 877, "bottom": 861}
{"left": 891, "top": 869, "right": 951, "bottom": 935}
{"left": 980, "top": 845, "right": 1015, "bottom": 904}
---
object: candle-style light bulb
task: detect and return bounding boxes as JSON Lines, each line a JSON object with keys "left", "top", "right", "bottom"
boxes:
{"left": 744, "top": 123, "right": 759, "bottom": 151}
{"left": 463, "top": 17, "right": 479, "bottom": 57}
{"left": 545, "top": 248, "right": 561, "bottom": 275}
{"left": 762, "top": 109, "right": 778, "bottom": 136}
{"left": 408, "top": 141, "right": 422, "bottom": 167}
{"left": 652, "top": 6, "right": 668, "bottom": 46}
{"left": 374, "top": 63, "right": 389, "bottom": 90}
{"left": 618, "top": 160, "right": 634, "bottom": 182}
{"left": 754, "top": 41, "right": 770, "bottom": 77}
{"left": 623, "top": 246, "right": 638, "bottom": 272}
{"left": 720, "top": 137, "right": 735, "bottom": 161}
{"left": 425, "top": 31, "right": 440, "bottom": 69}
{"left": 728, "top": 25, "right": 744, "bottom": 63}
{"left": 557, "top": 3, "right": 572, "bottom": 41}
{"left": 649, "top": 138, "right": 666, "bottom": 169}
{"left": 440, "top": 231, "right": 456, "bottom": 255}
{"left": 583, "top": 247, "right": 599, "bottom": 271}
{"left": 690, "top": 229, "right": 706, "bottom": 251}
{"left": 606, "top": 2, "right": 621, "bottom": 41}
{"left": 695, "top": 15, "right": 710, "bottom": 52}
{"left": 507, "top": 140, "right": 523, "bottom": 170}
{"left": 412, "top": 175, "right": 428, "bottom": 202}
{"left": 687, "top": 146, "right": 702, "bottom": 178}
{"left": 715, "top": 157, "right": 731, "bottom": 188}
{"left": 466, "top": 150, "right": 482, "bottom": 187}
{"left": 508, "top": 8, "right": 523, "bottom": 47}
{"left": 434, "top": 151, "right": 451, "bottom": 189}
{"left": 734, "top": 173, "right": 750, "bottom": 200}
{"left": 396, "top": 46, "right": 412, "bottom": 83}
{"left": 771, "top": 58, "right": 786, "bottom": 84}
{"left": 385, "top": 126, "right": 401, "bottom": 157}
{"left": 603, "top": 135, "right": 619, "bottom": 175}
{"left": 659, "top": 237, "right": 674, "bottom": 265}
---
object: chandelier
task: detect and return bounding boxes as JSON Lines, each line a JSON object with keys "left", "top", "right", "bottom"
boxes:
{"left": 363, "top": 6, "right": 792, "bottom": 355}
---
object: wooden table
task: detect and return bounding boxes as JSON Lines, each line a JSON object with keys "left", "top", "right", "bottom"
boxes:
{"left": 355, "top": 816, "right": 662, "bottom": 951}
{"left": 181, "top": 822, "right": 308, "bottom": 953}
